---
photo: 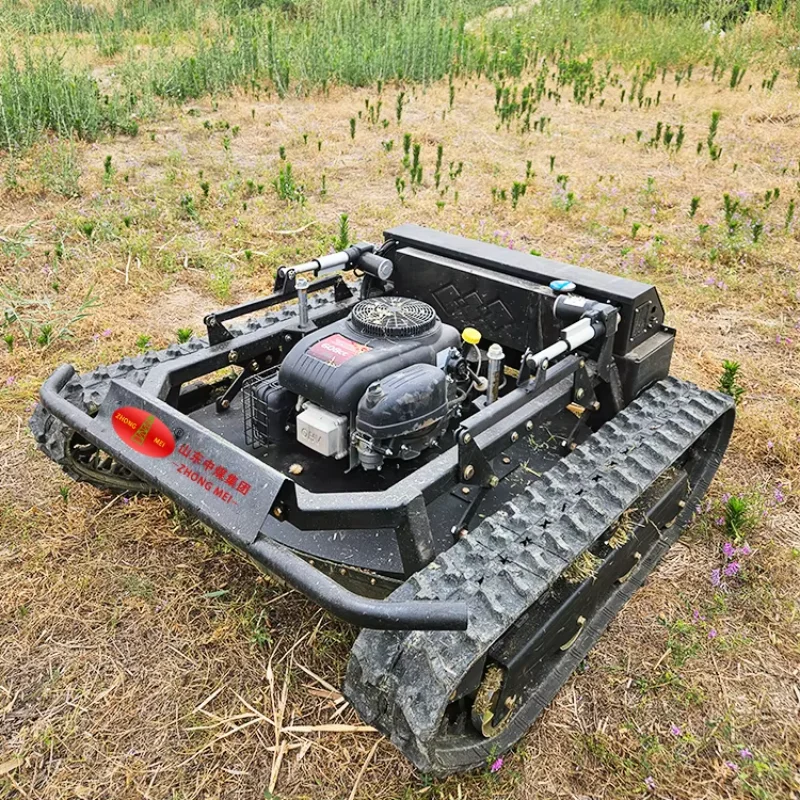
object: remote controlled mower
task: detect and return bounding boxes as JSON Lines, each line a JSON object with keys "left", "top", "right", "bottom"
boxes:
{"left": 32, "top": 224, "right": 734, "bottom": 774}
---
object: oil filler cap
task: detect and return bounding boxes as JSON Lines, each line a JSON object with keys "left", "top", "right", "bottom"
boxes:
{"left": 550, "top": 279, "right": 577, "bottom": 293}
{"left": 462, "top": 327, "right": 481, "bottom": 345}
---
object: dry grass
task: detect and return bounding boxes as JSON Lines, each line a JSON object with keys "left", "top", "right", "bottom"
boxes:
{"left": 1, "top": 50, "right": 799, "bottom": 800}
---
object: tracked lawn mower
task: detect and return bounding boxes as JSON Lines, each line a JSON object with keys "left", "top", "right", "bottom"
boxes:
{"left": 32, "top": 224, "right": 734, "bottom": 774}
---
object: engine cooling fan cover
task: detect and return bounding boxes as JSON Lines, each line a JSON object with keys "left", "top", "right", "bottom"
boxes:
{"left": 349, "top": 297, "right": 438, "bottom": 339}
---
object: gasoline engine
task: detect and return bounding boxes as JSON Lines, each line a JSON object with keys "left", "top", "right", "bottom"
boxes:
{"left": 251, "top": 296, "right": 500, "bottom": 470}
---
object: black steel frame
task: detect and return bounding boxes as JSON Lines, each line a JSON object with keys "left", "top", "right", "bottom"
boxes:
{"left": 39, "top": 226, "right": 674, "bottom": 633}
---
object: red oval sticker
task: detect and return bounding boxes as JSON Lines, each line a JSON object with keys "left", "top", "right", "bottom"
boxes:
{"left": 112, "top": 406, "right": 175, "bottom": 458}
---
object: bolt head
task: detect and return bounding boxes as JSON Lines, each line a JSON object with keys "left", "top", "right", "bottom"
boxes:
{"left": 250, "top": 360, "right": 259, "bottom": 371}
{"left": 526, "top": 420, "right": 534, "bottom": 431}
{"left": 228, "top": 350, "right": 238, "bottom": 363}
{"left": 488, "top": 475, "right": 499, "bottom": 487}
{"left": 576, "top": 387, "right": 585, "bottom": 399}
{"left": 296, "top": 277, "right": 309, "bottom": 290}
{"left": 463, "top": 465, "right": 475, "bottom": 481}
{"left": 462, "top": 432, "right": 472, "bottom": 444}
{"left": 510, "top": 431, "right": 519, "bottom": 443}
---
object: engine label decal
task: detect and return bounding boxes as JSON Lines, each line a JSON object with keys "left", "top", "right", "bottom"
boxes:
{"left": 112, "top": 406, "right": 175, "bottom": 458}
{"left": 306, "top": 333, "right": 371, "bottom": 367}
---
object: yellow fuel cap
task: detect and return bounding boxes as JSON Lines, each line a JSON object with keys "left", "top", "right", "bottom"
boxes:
{"left": 462, "top": 327, "right": 481, "bottom": 346}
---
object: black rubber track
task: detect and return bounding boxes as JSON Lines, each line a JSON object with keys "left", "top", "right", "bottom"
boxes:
{"left": 29, "top": 288, "right": 341, "bottom": 491}
{"left": 344, "top": 378, "right": 734, "bottom": 775}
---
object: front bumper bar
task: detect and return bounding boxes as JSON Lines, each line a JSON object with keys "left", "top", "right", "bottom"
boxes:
{"left": 40, "top": 364, "right": 468, "bottom": 631}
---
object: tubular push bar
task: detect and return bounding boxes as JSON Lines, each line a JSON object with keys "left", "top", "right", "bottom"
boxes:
{"left": 40, "top": 365, "right": 469, "bottom": 632}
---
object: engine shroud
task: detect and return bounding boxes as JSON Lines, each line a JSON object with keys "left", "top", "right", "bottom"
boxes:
{"left": 278, "top": 297, "right": 460, "bottom": 414}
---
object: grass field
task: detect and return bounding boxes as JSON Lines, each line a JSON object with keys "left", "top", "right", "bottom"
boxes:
{"left": 1, "top": 1, "right": 799, "bottom": 798}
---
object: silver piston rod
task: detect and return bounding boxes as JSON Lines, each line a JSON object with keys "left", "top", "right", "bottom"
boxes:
{"left": 528, "top": 317, "right": 598, "bottom": 371}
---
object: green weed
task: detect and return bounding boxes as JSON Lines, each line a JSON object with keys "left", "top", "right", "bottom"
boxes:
{"left": 273, "top": 162, "right": 304, "bottom": 204}
{"left": 724, "top": 495, "right": 757, "bottom": 544}
{"left": 1, "top": 286, "right": 99, "bottom": 350}
{"left": 718, "top": 360, "right": 745, "bottom": 404}
{"left": 333, "top": 213, "right": 351, "bottom": 251}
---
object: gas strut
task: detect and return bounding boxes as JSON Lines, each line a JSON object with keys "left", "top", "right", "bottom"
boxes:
{"left": 276, "top": 242, "right": 394, "bottom": 283}
{"left": 525, "top": 295, "right": 617, "bottom": 373}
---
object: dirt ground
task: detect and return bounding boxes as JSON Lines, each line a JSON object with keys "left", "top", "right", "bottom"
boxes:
{"left": 1, "top": 63, "right": 799, "bottom": 799}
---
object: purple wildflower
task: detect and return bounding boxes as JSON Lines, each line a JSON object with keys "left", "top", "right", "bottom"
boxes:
{"left": 490, "top": 757, "right": 504, "bottom": 773}
{"left": 722, "top": 542, "right": 735, "bottom": 558}
{"left": 715, "top": 516, "right": 725, "bottom": 526}
{"left": 774, "top": 486, "right": 785, "bottom": 504}
{"left": 102, "top": 328, "right": 112, "bottom": 337}
{"left": 738, "top": 543, "right": 752, "bottom": 557}
{"left": 708, "top": 628, "right": 718, "bottom": 639}
{"left": 692, "top": 609, "right": 701, "bottom": 621}
{"left": 711, "top": 568, "right": 722, "bottom": 587}
{"left": 669, "top": 724, "right": 682, "bottom": 736}
{"left": 5, "top": 376, "right": 15, "bottom": 386}
{"left": 767, "top": 440, "right": 774, "bottom": 450}
{"left": 739, "top": 748, "right": 753, "bottom": 759}
{"left": 723, "top": 560, "right": 740, "bottom": 578}
{"left": 704, "top": 276, "right": 716, "bottom": 285}
{"left": 721, "top": 492, "right": 731, "bottom": 503}
{"left": 724, "top": 760, "right": 739, "bottom": 772}
{"left": 644, "top": 776, "right": 656, "bottom": 791}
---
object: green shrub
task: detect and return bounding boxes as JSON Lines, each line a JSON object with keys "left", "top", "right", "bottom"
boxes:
{"left": 0, "top": 54, "right": 138, "bottom": 151}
